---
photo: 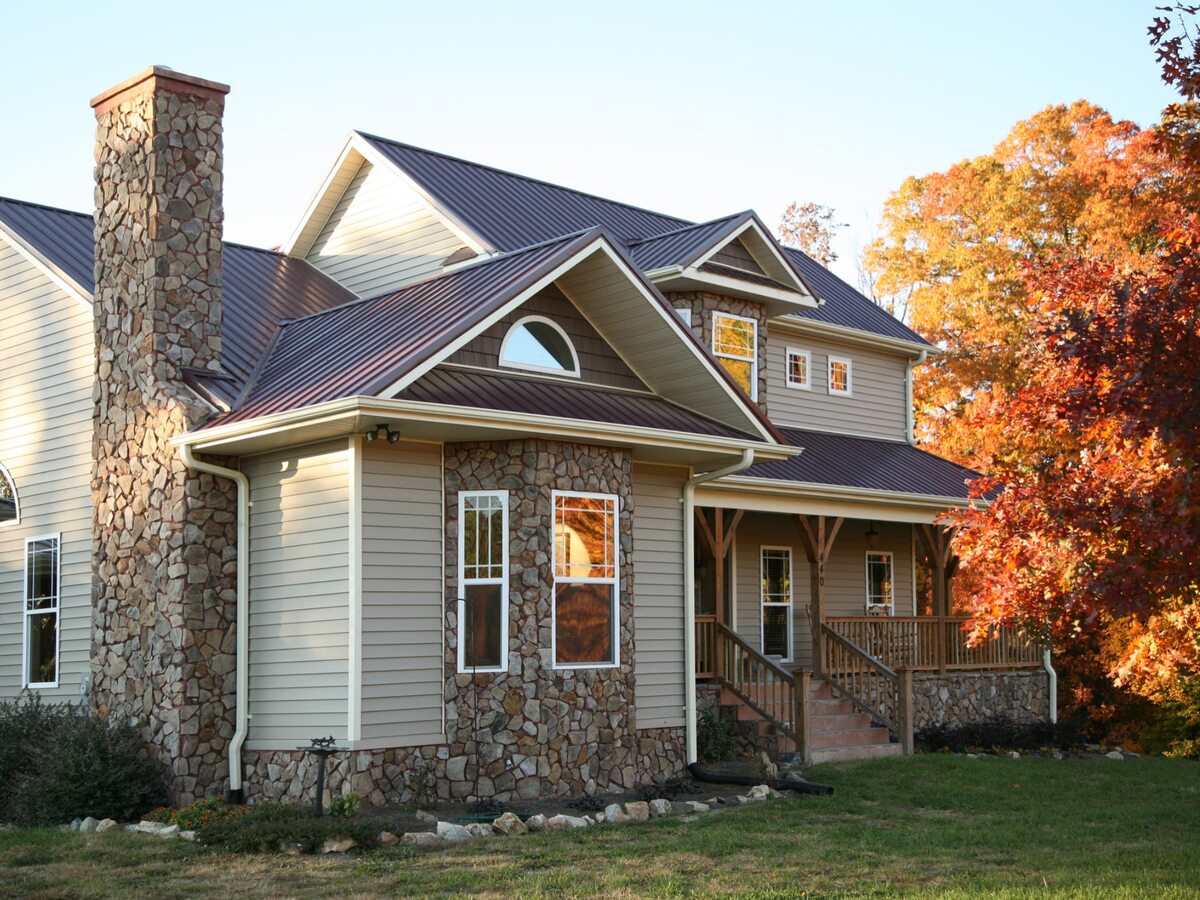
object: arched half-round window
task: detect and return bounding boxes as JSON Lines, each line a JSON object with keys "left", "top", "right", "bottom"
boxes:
{"left": 498, "top": 316, "right": 580, "bottom": 378}
{"left": 0, "top": 462, "right": 18, "bottom": 526}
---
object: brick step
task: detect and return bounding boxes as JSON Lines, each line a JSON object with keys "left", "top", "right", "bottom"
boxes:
{"left": 809, "top": 742, "right": 903, "bottom": 764}
{"left": 809, "top": 711, "right": 873, "bottom": 734}
{"left": 809, "top": 698, "right": 856, "bottom": 716}
{"left": 809, "top": 725, "right": 892, "bottom": 750}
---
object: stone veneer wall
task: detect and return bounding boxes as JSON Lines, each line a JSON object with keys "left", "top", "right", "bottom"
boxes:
{"left": 243, "top": 439, "right": 687, "bottom": 807}
{"left": 668, "top": 291, "right": 769, "bottom": 413}
{"left": 912, "top": 670, "right": 1051, "bottom": 730}
{"left": 90, "top": 70, "right": 238, "bottom": 803}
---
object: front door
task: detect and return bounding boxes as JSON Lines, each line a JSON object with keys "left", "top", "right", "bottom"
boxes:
{"left": 760, "top": 546, "right": 792, "bottom": 661}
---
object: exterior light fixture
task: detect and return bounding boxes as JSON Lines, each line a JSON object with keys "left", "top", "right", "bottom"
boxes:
{"left": 865, "top": 521, "right": 879, "bottom": 550}
{"left": 365, "top": 424, "right": 400, "bottom": 443}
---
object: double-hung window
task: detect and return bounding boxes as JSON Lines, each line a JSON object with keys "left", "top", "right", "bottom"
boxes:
{"left": 785, "top": 348, "right": 811, "bottom": 390}
{"left": 24, "top": 535, "right": 59, "bottom": 688}
{"left": 712, "top": 312, "right": 758, "bottom": 400}
{"left": 760, "top": 547, "right": 792, "bottom": 661}
{"left": 866, "top": 551, "right": 895, "bottom": 612}
{"left": 457, "top": 492, "right": 508, "bottom": 672}
{"left": 828, "top": 356, "right": 853, "bottom": 395}
{"left": 552, "top": 491, "right": 619, "bottom": 668}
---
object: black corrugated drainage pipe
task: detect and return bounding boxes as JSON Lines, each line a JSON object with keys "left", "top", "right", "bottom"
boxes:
{"left": 687, "top": 762, "right": 835, "bottom": 796}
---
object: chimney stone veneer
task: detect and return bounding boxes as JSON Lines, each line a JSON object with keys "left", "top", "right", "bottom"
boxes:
{"left": 90, "top": 67, "right": 238, "bottom": 803}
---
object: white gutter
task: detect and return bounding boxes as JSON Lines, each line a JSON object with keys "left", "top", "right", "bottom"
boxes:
{"left": 1043, "top": 646, "right": 1058, "bottom": 724}
{"left": 178, "top": 444, "right": 250, "bottom": 802}
{"left": 682, "top": 449, "right": 755, "bottom": 763}
{"left": 711, "top": 475, "right": 979, "bottom": 512}
{"left": 906, "top": 350, "right": 928, "bottom": 445}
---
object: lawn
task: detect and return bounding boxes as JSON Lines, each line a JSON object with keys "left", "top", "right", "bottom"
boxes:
{"left": 1, "top": 755, "right": 1197, "bottom": 898}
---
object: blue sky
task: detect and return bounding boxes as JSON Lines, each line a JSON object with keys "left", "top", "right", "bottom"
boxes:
{"left": 0, "top": 1, "right": 1175, "bottom": 283}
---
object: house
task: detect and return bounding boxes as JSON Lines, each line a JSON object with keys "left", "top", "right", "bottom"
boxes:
{"left": 0, "top": 66, "right": 1054, "bottom": 807}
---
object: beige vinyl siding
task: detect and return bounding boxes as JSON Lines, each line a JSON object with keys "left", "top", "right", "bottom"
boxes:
{"left": 359, "top": 439, "right": 445, "bottom": 746}
{"left": 631, "top": 464, "right": 687, "bottom": 730}
{"left": 305, "top": 158, "right": 465, "bottom": 298}
{"left": 0, "top": 237, "right": 92, "bottom": 700}
{"left": 244, "top": 441, "right": 351, "bottom": 749}
{"left": 765, "top": 331, "right": 909, "bottom": 441}
{"left": 448, "top": 285, "right": 647, "bottom": 391}
{"left": 733, "top": 513, "right": 913, "bottom": 669}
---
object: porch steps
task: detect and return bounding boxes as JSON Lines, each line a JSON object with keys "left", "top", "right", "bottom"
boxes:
{"left": 717, "top": 678, "right": 902, "bottom": 764}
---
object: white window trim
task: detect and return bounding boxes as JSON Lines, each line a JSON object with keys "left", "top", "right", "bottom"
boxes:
{"left": 551, "top": 489, "right": 620, "bottom": 670}
{"left": 759, "top": 545, "right": 793, "bottom": 663}
{"left": 785, "top": 347, "right": 812, "bottom": 391}
{"left": 23, "top": 533, "right": 61, "bottom": 689}
{"left": 456, "top": 490, "right": 509, "bottom": 674}
{"left": 828, "top": 355, "right": 853, "bottom": 396}
{"left": 498, "top": 314, "right": 581, "bottom": 378}
{"left": 0, "top": 461, "right": 19, "bottom": 527}
{"left": 865, "top": 550, "right": 895, "bottom": 614}
{"left": 712, "top": 311, "right": 759, "bottom": 401}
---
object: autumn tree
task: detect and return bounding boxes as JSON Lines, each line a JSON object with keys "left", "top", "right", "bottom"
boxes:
{"left": 864, "top": 102, "right": 1183, "bottom": 468}
{"left": 777, "top": 201, "right": 844, "bottom": 267}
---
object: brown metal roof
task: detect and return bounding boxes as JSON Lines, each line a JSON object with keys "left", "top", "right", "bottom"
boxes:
{"left": 745, "top": 427, "right": 978, "bottom": 499}
{"left": 397, "top": 367, "right": 754, "bottom": 439}
{"left": 624, "top": 213, "right": 748, "bottom": 270}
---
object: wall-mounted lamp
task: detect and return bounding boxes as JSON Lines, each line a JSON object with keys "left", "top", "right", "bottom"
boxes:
{"left": 364, "top": 424, "right": 401, "bottom": 444}
{"left": 865, "top": 521, "right": 879, "bottom": 550}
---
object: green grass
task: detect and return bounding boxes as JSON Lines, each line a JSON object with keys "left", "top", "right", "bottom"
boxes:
{"left": 0, "top": 756, "right": 1196, "bottom": 898}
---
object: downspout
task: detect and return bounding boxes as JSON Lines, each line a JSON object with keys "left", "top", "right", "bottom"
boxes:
{"left": 905, "top": 350, "right": 927, "bottom": 445}
{"left": 1043, "top": 645, "right": 1058, "bottom": 724}
{"left": 682, "top": 448, "right": 755, "bottom": 764}
{"left": 178, "top": 444, "right": 250, "bottom": 803}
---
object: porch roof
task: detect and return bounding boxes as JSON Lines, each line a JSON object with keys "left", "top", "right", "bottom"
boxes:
{"left": 743, "top": 428, "right": 980, "bottom": 501}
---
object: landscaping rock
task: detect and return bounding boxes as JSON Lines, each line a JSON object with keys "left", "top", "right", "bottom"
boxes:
{"left": 70, "top": 819, "right": 82, "bottom": 832}
{"left": 79, "top": 817, "right": 99, "bottom": 833}
{"left": 135, "top": 821, "right": 169, "bottom": 834}
{"left": 415, "top": 810, "right": 438, "bottom": 826}
{"left": 178, "top": 831, "right": 196, "bottom": 842}
{"left": 748, "top": 784, "right": 772, "bottom": 801}
{"left": 378, "top": 831, "right": 401, "bottom": 846}
{"left": 525, "top": 814, "right": 547, "bottom": 832}
{"left": 1105, "top": 750, "right": 1124, "bottom": 760}
{"left": 624, "top": 801, "right": 650, "bottom": 821}
{"left": 321, "top": 837, "right": 357, "bottom": 854}
{"left": 96, "top": 819, "right": 119, "bottom": 834}
{"left": 492, "top": 812, "right": 527, "bottom": 836}
{"left": 648, "top": 799, "right": 672, "bottom": 818}
{"left": 1008, "top": 751, "right": 1021, "bottom": 760}
{"left": 437, "top": 821, "right": 472, "bottom": 842}
{"left": 401, "top": 832, "right": 445, "bottom": 848}
{"left": 157, "top": 825, "right": 180, "bottom": 838}
{"left": 465, "top": 823, "right": 495, "bottom": 838}
{"left": 546, "top": 814, "right": 588, "bottom": 829}
{"left": 603, "top": 803, "right": 629, "bottom": 823}
{"left": 684, "top": 801, "right": 710, "bottom": 813}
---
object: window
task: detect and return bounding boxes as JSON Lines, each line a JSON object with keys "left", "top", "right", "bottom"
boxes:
{"left": 0, "top": 463, "right": 16, "bottom": 525}
{"left": 785, "top": 348, "right": 811, "bottom": 390}
{"left": 24, "top": 535, "right": 59, "bottom": 687}
{"left": 828, "top": 356, "right": 852, "bottom": 395}
{"left": 499, "top": 315, "right": 580, "bottom": 377}
{"left": 712, "top": 312, "right": 758, "bottom": 400}
{"left": 675, "top": 307, "right": 692, "bottom": 327}
{"left": 552, "top": 491, "right": 619, "bottom": 668}
{"left": 760, "top": 547, "right": 792, "bottom": 661}
{"left": 866, "top": 551, "right": 894, "bottom": 612}
{"left": 457, "top": 492, "right": 508, "bottom": 672}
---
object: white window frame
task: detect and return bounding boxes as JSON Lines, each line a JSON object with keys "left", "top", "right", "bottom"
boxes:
{"left": 828, "top": 355, "right": 853, "bottom": 396}
{"left": 498, "top": 315, "right": 581, "bottom": 378}
{"left": 759, "top": 545, "right": 793, "bottom": 663}
{"left": 675, "top": 307, "right": 692, "bottom": 327}
{"left": 551, "top": 489, "right": 620, "bottom": 670}
{"left": 785, "top": 347, "right": 812, "bottom": 391}
{"left": 0, "top": 461, "right": 19, "bottom": 527}
{"left": 456, "top": 490, "right": 509, "bottom": 674}
{"left": 711, "top": 311, "right": 758, "bottom": 401}
{"left": 23, "top": 533, "right": 61, "bottom": 689}
{"left": 865, "top": 550, "right": 895, "bottom": 614}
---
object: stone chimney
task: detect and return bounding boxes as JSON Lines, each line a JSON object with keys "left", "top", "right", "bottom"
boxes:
{"left": 90, "top": 67, "right": 238, "bottom": 804}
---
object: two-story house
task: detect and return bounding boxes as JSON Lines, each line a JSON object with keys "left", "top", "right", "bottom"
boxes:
{"left": 0, "top": 66, "right": 1053, "bottom": 807}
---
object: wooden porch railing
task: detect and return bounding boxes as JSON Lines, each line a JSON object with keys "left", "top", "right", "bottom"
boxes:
{"left": 695, "top": 615, "right": 717, "bottom": 679}
{"left": 825, "top": 616, "right": 1043, "bottom": 673}
{"left": 700, "top": 621, "right": 812, "bottom": 761}
{"left": 819, "top": 624, "right": 912, "bottom": 751}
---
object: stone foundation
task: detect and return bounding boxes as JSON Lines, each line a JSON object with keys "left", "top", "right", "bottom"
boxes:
{"left": 912, "top": 670, "right": 1051, "bottom": 729}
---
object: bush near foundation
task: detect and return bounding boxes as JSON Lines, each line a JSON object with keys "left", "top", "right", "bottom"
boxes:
{"left": 0, "top": 694, "right": 167, "bottom": 825}
{"left": 196, "top": 802, "right": 387, "bottom": 854}
{"left": 915, "top": 716, "right": 1077, "bottom": 754}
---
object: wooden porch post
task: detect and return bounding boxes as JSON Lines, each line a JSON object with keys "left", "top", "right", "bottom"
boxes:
{"left": 694, "top": 507, "right": 744, "bottom": 629}
{"left": 795, "top": 515, "right": 843, "bottom": 675}
{"left": 916, "top": 523, "right": 959, "bottom": 672}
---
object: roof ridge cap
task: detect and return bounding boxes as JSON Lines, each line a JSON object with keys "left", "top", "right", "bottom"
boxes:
{"left": 626, "top": 211, "right": 750, "bottom": 246}
{"left": 355, "top": 131, "right": 692, "bottom": 228}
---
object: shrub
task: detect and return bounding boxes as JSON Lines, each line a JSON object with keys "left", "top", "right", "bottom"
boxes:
{"left": 0, "top": 694, "right": 74, "bottom": 812}
{"left": 697, "top": 709, "right": 739, "bottom": 763}
{"left": 915, "top": 716, "right": 1078, "bottom": 754}
{"left": 197, "top": 802, "right": 386, "bottom": 854}
{"left": 6, "top": 705, "right": 168, "bottom": 826}
{"left": 327, "top": 793, "right": 360, "bottom": 818}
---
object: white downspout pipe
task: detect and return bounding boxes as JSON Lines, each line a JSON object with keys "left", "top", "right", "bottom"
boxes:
{"left": 682, "top": 448, "right": 755, "bottom": 763}
{"left": 178, "top": 444, "right": 250, "bottom": 802}
{"left": 905, "top": 350, "right": 927, "bottom": 445}
{"left": 1043, "top": 646, "right": 1058, "bottom": 724}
